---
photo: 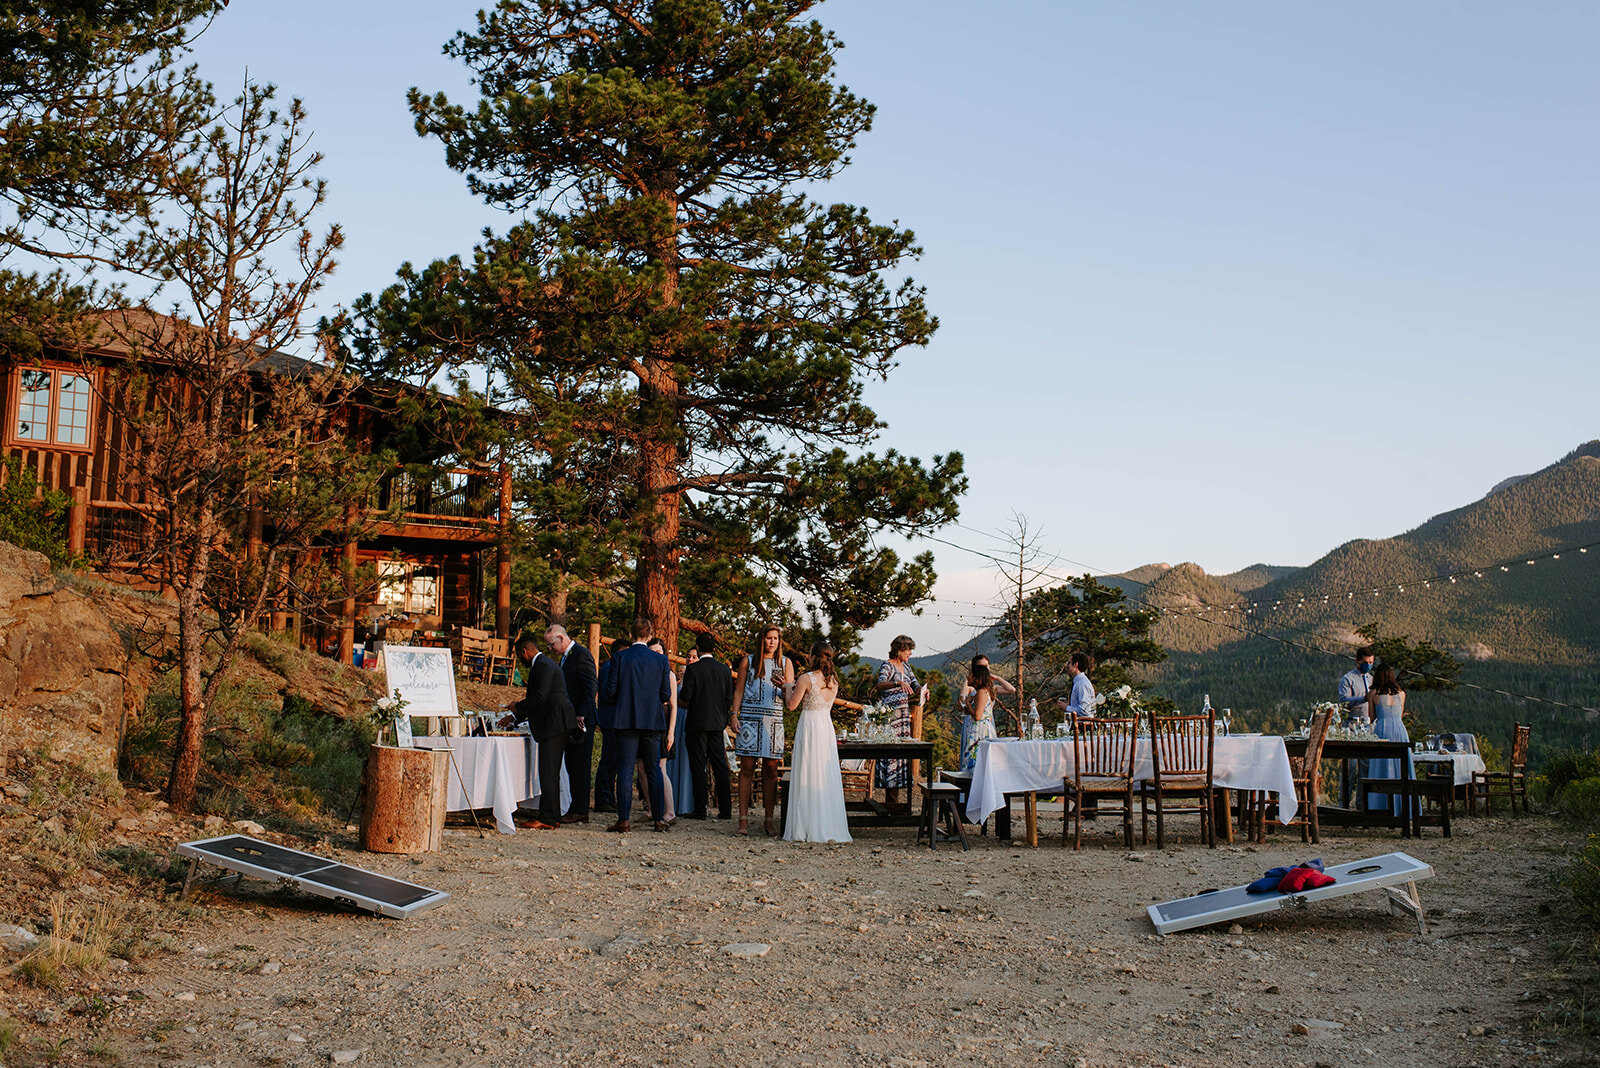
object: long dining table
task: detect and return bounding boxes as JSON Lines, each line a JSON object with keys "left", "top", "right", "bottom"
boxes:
{"left": 965, "top": 734, "right": 1299, "bottom": 844}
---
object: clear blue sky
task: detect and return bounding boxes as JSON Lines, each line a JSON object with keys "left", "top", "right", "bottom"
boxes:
{"left": 188, "top": 1, "right": 1600, "bottom": 654}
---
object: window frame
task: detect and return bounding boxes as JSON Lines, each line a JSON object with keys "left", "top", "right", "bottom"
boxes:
{"left": 5, "top": 364, "right": 100, "bottom": 453}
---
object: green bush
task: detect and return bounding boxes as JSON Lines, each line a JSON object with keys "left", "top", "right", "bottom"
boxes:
{"left": 0, "top": 455, "right": 74, "bottom": 566}
{"left": 1561, "top": 834, "right": 1600, "bottom": 930}
{"left": 1563, "top": 777, "right": 1600, "bottom": 829}
{"left": 1544, "top": 748, "right": 1600, "bottom": 798}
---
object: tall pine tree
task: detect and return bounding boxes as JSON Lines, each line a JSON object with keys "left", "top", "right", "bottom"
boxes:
{"left": 346, "top": 0, "right": 964, "bottom": 652}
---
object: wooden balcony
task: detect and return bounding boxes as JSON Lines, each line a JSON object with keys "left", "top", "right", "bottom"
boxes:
{"left": 367, "top": 465, "right": 506, "bottom": 543}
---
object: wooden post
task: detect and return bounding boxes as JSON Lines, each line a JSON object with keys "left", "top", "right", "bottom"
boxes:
{"left": 245, "top": 504, "right": 263, "bottom": 562}
{"left": 495, "top": 465, "right": 512, "bottom": 638}
{"left": 339, "top": 504, "right": 357, "bottom": 668}
{"left": 587, "top": 621, "right": 602, "bottom": 657}
{"left": 360, "top": 745, "right": 448, "bottom": 854}
{"left": 909, "top": 697, "right": 924, "bottom": 794}
{"left": 269, "top": 558, "right": 290, "bottom": 633}
{"left": 67, "top": 485, "right": 88, "bottom": 557}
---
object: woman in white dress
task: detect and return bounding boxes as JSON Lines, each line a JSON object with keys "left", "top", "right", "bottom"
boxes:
{"left": 959, "top": 662, "right": 1000, "bottom": 771}
{"left": 782, "top": 642, "right": 851, "bottom": 844}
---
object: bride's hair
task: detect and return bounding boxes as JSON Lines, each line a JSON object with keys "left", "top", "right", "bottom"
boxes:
{"left": 808, "top": 642, "right": 837, "bottom": 686}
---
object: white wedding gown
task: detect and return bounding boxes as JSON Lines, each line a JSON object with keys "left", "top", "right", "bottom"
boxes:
{"left": 784, "top": 672, "right": 852, "bottom": 843}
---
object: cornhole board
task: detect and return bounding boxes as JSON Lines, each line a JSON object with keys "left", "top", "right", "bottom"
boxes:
{"left": 175, "top": 835, "right": 449, "bottom": 920}
{"left": 1147, "top": 852, "right": 1433, "bottom": 936}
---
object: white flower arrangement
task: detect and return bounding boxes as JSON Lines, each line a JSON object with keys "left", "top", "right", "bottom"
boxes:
{"left": 369, "top": 691, "right": 411, "bottom": 744}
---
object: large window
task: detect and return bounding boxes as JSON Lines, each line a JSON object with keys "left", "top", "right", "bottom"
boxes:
{"left": 376, "top": 560, "right": 440, "bottom": 616}
{"left": 8, "top": 366, "right": 96, "bottom": 450}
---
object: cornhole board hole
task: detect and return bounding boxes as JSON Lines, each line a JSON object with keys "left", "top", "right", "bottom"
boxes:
{"left": 175, "top": 835, "right": 449, "bottom": 920}
{"left": 1147, "top": 852, "right": 1433, "bottom": 936}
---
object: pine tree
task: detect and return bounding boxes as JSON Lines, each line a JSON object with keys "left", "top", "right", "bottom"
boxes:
{"left": 345, "top": 0, "right": 964, "bottom": 652}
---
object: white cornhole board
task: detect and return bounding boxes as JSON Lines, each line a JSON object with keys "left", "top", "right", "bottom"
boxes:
{"left": 1147, "top": 852, "right": 1434, "bottom": 935}
{"left": 176, "top": 835, "right": 449, "bottom": 920}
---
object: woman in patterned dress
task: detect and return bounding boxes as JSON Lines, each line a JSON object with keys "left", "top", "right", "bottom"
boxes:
{"left": 875, "top": 634, "right": 924, "bottom": 806}
{"left": 959, "top": 662, "right": 999, "bottom": 771}
{"left": 732, "top": 624, "right": 793, "bottom": 837}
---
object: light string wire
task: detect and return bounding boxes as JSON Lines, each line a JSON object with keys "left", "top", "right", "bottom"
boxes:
{"left": 911, "top": 526, "right": 1600, "bottom": 716}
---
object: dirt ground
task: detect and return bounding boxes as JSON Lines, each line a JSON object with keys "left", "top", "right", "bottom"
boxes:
{"left": 4, "top": 802, "right": 1593, "bottom": 1068}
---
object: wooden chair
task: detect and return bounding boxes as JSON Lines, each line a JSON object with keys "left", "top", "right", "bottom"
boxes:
{"left": 1063, "top": 716, "right": 1138, "bottom": 849}
{"left": 1470, "top": 722, "right": 1530, "bottom": 816}
{"left": 1141, "top": 710, "right": 1216, "bottom": 849}
{"left": 1273, "top": 707, "right": 1332, "bottom": 843}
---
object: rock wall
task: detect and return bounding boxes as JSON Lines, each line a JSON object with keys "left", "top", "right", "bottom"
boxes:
{"left": 0, "top": 542, "right": 128, "bottom": 774}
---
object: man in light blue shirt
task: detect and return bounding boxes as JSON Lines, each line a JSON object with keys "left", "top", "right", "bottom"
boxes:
{"left": 1338, "top": 646, "right": 1376, "bottom": 724}
{"left": 1056, "top": 652, "right": 1097, "bottom": 718}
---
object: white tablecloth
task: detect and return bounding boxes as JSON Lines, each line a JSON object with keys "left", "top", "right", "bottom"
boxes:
{"left": 1414, "top": 751, "right": 1486, "bottom": 786}
{"left": 965, "top": 735, "right": 1299, "bottom": 826}
{"left": 414, "top": 736, "right": 571, "bottom": 834}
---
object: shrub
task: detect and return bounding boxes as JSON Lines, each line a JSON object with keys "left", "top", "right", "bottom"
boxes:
{"left": 1545, "top": 748, "right": 1600, "bottom": 798}
{"left": 1561, "top": 834, "right": 1600, "bottom": 931}
{"left": 1563, "top": 777, "right": 1600, "bottom": 829}
{"left": 0, "top": 455, "right": 74, "bottom": 566}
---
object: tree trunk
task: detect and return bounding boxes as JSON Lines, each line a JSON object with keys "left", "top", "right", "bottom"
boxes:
{"left": 166, "top": 585, "right": 208, "bottom": 811}
{"left": 636, "top": 191, "right": 684, "bottom": 656}
{"left": 548, "top": 584, "right": 570, "bottom": 623}
{"left": 361, "top": 744, "right": 448, "bottom": 854}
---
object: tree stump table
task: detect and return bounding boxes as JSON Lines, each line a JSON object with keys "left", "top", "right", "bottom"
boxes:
{"left": 360, "top": 744, "right": 448, "bottom": 854}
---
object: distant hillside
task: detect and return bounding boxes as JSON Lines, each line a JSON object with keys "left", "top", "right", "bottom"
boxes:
{"left": 907, "top": 441, "right": 1600, "bottom": 757}
{"left": 1214, "top": 563, "right": 1301, "bottom": 593}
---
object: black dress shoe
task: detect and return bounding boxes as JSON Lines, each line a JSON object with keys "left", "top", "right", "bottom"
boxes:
{"left": 685, "top": 812, "right": 709, "bottom": 820}
{"left": 561, "top": 813, "right": 590, "bottom": 824}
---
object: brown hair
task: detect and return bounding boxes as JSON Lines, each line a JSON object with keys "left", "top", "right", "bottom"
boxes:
{"left": 807, "top": 642, "right": 838, "bottom": 686}
{"left": 969, "top": 662, "right": 995, "bottom": 696}
{"left": 1069, "top": 651, "right": 1093, "bottom": 673}
{"left": 889, "top": 634, "right": 916, "bottom": 658}
{"left": 632, "top": 617, "right": 654, "bottom": 640}
{"left": 746, "top": 624, "right": 784, "bottom": 671}
{"left": 1372, "top": 663, "right": 1401, "bottom": 696}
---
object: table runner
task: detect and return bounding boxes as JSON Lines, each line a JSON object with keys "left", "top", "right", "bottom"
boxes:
{"left": 965, "top": 735, "right": 1298, "bottom": 826}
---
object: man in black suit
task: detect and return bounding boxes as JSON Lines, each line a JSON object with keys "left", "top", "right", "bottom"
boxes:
{"left": 677, "top": 631, "right": 733, "bottom": 820}
{"left": 599, "top": 617, "right": 672, "bottom": 833}
{"left": 499, "top": 633, "right": 575, "bottom": 829}
{"left": 545, "top": 624, "right": 596, "bottom": 824}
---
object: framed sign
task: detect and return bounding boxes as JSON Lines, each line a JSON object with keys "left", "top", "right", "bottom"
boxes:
{"left": 381, "top": 645, "right": 461, "bottom": 718}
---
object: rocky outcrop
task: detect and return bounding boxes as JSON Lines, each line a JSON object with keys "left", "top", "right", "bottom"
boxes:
{"left": 0, "top": 542, "right": 128, "bottom": 774}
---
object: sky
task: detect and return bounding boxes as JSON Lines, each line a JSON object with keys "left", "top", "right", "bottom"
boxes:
{"left": 182, "top": 1, "right": 1600, "bottom": 655}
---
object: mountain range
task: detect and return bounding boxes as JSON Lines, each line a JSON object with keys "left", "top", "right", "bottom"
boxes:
{"left": 920, "top": 441, "right": 1600, "bottom": 753}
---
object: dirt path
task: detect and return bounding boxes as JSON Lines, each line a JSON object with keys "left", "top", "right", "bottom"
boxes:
{"left": 6, "top": 810, "right": 1587, "bottom": 1067}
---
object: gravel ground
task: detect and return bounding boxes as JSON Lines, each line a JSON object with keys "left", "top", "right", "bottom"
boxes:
{"left": 5, "top": 807, "right": 1588, "bottom": 1067}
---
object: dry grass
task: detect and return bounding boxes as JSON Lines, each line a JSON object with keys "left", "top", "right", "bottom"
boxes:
{"left": 14, "top": 894, "right": 124, "bottom": 989}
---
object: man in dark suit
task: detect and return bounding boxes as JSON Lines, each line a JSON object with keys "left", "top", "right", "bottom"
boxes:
{"left": 499, "top": 633, "right": 575, "bottom": 829}
{"left": 676, "top": 631, "right": 734, "bottom": 820}
{"left": 545, "top": 624, "right": 596, "bottom": 824}
{"left": 593, "top": 655, "right": 618, "bottom": 811}
{"left": 599, "top": 617, "right": 672, "bottom": 833}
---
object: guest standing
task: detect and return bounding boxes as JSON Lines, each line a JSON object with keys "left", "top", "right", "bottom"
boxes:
{"left": 1365, "top": 664, "right": 1410, "bottom": 816}
{"left": 498, "top": 633, "right": 575, "bottom": 829}
{"left": 545, "top": 624, "right": 596, "bottom": 824}
{"left": 1338, "top": 646, "right": 1376, "bottom": 725}
{"left": 959, "top": 654, "right": 1015, "bottom": 718}
{"left": 593, "top": 654, "right": 618, "bottom": 811}
{"left": 1055, "top": 651, "right": 1097, "bottom": 719}
{"left": 875, "top": 635, "right": 925, "bottom": 806}
{"left": 960, "top": 661, "right": 1000, "bottom": 771}
{"left": 677, "top": 632, "right": 733, "bottom": 820}
{"left": 646, "top": 636, "right": 682, "bottom": 823}
{"left": 600, "top": 618, "right": 673, "bottom": 833}
{"left": 732, "top": 624, "right": 793, "bottom": 837}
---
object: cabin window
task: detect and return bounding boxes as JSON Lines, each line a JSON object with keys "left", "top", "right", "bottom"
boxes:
{"left": 7, "top": 366, "right": 97, "bottom": 451}
{"left": 376, "top": 560, "right": 440, "bottom": 616}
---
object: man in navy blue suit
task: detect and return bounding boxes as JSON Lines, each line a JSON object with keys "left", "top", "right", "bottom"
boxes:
{"left": 600, "top": 617, "right": 672, "bottom": 833}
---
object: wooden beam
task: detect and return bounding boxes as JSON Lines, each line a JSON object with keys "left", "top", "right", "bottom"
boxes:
{"left": 67, "top": 485, "right": 88, "bottom": 556}
{"left": 339, "top": 504, "right": 357, "bottom": 667}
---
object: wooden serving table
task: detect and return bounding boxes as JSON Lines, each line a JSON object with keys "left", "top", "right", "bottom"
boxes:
{"left": 1285, "top": 736, "right": 1419, "bottom": 838}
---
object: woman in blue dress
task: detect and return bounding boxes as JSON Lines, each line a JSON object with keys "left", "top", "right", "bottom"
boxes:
{"left": 1365, "top": 664, "right": 1409, "bottom": 816}
{"left": 648, "top": 637, "right": 693, "bottom": 823}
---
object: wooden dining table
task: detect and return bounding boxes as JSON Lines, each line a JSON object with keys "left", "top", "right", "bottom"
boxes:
{"left": 1284, "top": 735, "right": 1420, "bottom": 838}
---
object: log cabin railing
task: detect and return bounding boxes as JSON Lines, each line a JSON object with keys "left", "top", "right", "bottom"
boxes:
{"left": 376, "top": 465, "right": 501, "bottom": 527}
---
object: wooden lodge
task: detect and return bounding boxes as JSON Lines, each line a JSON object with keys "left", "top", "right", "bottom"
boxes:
{"left": 0, "top": 311, "right": 513, "bottom": 663}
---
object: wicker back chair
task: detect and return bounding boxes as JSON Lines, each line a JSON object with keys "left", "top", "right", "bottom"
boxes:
{"left": 1142, "top": 710, "right": 1217, "bottom": 849}
{"left": 1063, "top": 716, "right": 1138, "bottom": 849}
{"left": 1471, "top": 722, "right": 1531, "bottom": 816}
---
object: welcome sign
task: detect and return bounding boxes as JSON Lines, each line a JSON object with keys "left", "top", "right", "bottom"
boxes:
{"left": 381, "top": 646, "right": 461, "bottom": 717}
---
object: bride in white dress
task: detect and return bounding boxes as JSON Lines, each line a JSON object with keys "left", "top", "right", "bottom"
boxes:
{"left": 782, "top": 642, "right": 852, "bottom": 843}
